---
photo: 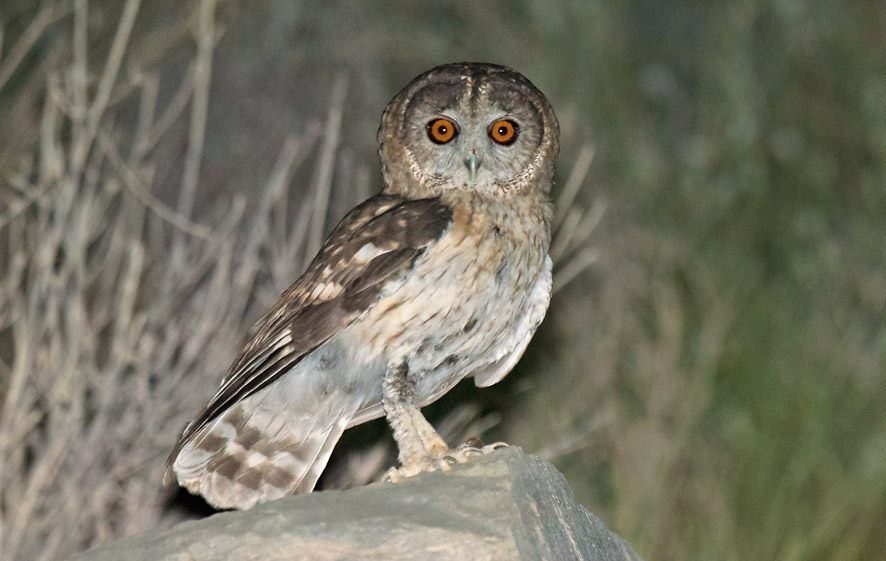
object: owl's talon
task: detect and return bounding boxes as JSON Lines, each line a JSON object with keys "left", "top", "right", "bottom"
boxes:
{"left": 383, "top": 463, "right": 432, "bottom": 483}
{"left": 383, "top": 466, "right": 403, "bottom": 484}
{"left": 455, "top": 438, "right": 509, "bottom": 455}
{"left": 384, "top": 440, "right": 512, "bottom": 485}
{"left": 463, "top": 436, "right": 484, "bottom": 448}
{"left": 457, "top": 445, "right": 484, "bottom": 458}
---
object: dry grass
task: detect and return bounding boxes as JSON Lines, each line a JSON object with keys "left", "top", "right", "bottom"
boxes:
{"left": 0, "top": 2, "right": 365, "bottom": 558}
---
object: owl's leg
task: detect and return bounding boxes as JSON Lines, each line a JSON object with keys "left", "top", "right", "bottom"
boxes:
{"left": 382, "top": 360, "right": 508, "bottom": 483}
{"left": 382, "top": 360, "right": 452, "bottom": 480}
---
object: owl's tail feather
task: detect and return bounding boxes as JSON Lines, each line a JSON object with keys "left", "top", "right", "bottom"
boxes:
{"left": 170, "top": 392, "right": 357, "bottom": 510}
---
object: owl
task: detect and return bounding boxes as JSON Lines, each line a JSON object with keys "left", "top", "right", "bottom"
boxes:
{"left": 165, "top": 62, "right": 560, "bottom": 509}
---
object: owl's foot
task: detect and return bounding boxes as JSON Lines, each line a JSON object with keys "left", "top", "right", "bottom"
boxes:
{"left": 383, "top": 458, "right": 449, "bottom": 483}
{"left": 382, "top": 438, "right": 510, "bottom": 484}
{"left": 446, "top": 437, "right": 510, "bottom": 462}
{"left": 382, "top": 361, "right": 509, "bottom": 484}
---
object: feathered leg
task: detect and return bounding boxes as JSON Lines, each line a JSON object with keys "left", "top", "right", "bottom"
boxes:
{"left": 382, "top": 360, "right": 505, "bottom": 482}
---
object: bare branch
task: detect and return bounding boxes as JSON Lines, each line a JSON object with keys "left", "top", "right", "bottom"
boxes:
{"left": 98, "top": 132, "right": 215, "bottom": 240}
{"left": 69, "top": 0, "right": 142, "bottom": 175}
{"left": 306, "top": 73, "right": 348, "bottom": 261}
{"left": 0, "top": 3, "right": 71, "bottom": 91}
{"left": 175, "top": 0, "right": 218, "bottom": 222}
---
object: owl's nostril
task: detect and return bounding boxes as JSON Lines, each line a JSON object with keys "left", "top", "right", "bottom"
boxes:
{"left": 464, "top": 154, "right": 481, "bottom": 181}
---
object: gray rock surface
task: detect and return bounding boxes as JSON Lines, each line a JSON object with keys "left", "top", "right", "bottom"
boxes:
{"left": 73, "top": 448, "right": 642, "bottom": 561}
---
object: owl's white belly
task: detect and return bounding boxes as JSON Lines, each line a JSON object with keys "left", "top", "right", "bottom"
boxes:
{"left": 347, "top": 222, "right": 551, "bottom": 407}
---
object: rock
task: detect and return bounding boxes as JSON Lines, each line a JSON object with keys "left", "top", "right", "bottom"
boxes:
{"left": 73, "top": 448, "right": 642, "bottom": 561}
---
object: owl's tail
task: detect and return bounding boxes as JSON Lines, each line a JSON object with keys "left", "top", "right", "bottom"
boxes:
{"left": 168, "top": 388, "right": 360, "bottom": 510}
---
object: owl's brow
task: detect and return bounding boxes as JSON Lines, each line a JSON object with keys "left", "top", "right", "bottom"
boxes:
{"left": 401, "top": 82, "right": 462, "bottom": 124}
{"left": 466, "top": 73, "right": 482, "bottom": 105}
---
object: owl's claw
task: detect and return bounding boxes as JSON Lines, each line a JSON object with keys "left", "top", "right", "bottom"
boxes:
{"left": 382, "top": 459, "right": 451, "bottom": 484}
{"left": 382, "top": 438, "right": 510, "bottom": 484}
{"left": 446, "top": 439, "right": 509, "bottom": 461}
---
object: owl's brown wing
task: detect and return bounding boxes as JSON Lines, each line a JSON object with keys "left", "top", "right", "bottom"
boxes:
{"left": 165, "top": 194, "right": 452, "bottom": 470}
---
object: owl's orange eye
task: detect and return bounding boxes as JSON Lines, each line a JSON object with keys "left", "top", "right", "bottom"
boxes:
{"left": 427, "top": 118, "right": 457, "bottom": 144}
{"left": 489, "top": 119, "right": 519, "bottom": 145}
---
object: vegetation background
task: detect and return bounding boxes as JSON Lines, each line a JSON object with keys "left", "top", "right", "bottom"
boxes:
{"left": 1, "top": 1, "right": 883, "bottom": 560}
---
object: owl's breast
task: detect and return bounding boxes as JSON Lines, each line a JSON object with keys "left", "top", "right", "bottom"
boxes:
{"left": 355, "top": 194, "right": 550, "bottom": 402}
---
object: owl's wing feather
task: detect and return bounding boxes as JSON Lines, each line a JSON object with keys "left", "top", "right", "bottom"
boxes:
{"left": 165, "top": 194, "right": 453, "bottom": 473}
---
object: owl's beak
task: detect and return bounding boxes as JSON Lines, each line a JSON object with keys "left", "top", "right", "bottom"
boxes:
{"left": 464, "top": 153, "right": 481, "bottom": 182}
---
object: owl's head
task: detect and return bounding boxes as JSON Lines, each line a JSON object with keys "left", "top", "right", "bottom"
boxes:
{"left": 378, "top": 63, "right": 559, "bottom": 198}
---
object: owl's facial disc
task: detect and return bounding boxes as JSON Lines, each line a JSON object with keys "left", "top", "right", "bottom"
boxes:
{"left": 379, "top": 63, "right": 559, "bottom": 197}
{"left": 400, "top": 79, "right": 546, "bottom": 191}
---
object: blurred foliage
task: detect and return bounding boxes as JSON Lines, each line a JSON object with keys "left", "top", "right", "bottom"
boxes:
{"left": 1, "top": 1, "right": 884, "bottom": 560}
